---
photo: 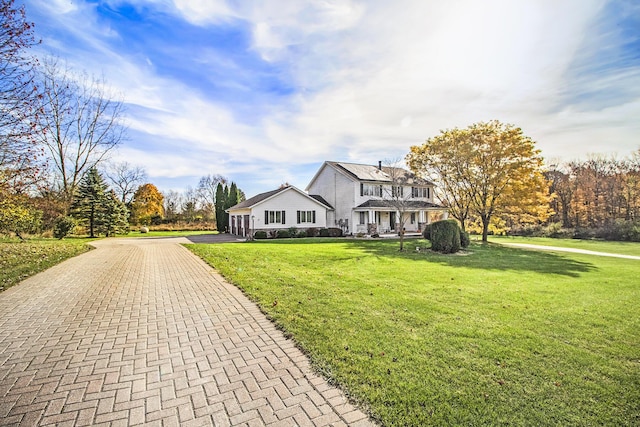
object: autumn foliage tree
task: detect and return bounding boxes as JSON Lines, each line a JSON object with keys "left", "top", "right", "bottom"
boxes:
{"left": 130, "top": 183, "right": 164, "bottom": 225}
{"left": 407, "top": 120, "right": 550, "bottom": 242}
{"left": 545, "top": 151, "right": 640, "bottom": 240}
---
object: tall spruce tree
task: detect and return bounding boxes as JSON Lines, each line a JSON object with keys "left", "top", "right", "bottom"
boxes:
{"left": 71, "top": 167, "right": 127, "bottom": 237}
{"left": 71, "top": 167, "right": 107, "bottom": 237}
{"left": 100, "top": 190, "right": 128, "bottom": 237}
{"left": 214, "top": 182, "right": 226, "bottom": 232}
{"left": 228, "top": 182, "right": 238, "bottom": 206}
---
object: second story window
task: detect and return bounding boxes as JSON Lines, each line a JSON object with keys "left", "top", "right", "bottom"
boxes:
{"left": 392, "top": 186, "right": 404, "bottom": 198}
{"left": 360, "top": 183, "right": 383, "bottom": 197}
{"left": 412, "top": 187, "right": 430, "bottom": 198}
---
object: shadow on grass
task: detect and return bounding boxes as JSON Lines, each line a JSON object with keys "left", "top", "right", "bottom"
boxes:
{"left": 203, "top": 237, "right": 597, "bottom": 278}
{"left": 342, "top": 239, "right": 596, "bottom": 278}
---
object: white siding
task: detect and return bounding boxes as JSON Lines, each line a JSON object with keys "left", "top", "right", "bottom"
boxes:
{"left": 307, "top": 165, "right": 354, "bottom": 228}
{"left": 250, "top": 188, "right": 328, "bottom": 230}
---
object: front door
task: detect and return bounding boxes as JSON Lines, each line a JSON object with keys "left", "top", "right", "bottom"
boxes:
{"left": 390, "top": 212, "right": 396, "bottom": 231}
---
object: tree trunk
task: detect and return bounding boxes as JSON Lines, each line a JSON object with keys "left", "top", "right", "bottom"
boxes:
{"left": 481, "top": 216, "right": 490, "bottom": 242}
{"left": 89, "top": 205, "right": 95, "bottom": 238}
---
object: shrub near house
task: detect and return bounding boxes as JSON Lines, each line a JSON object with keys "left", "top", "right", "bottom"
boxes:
{"left": 426, "top": 219, "right": 469, "bottom": 253}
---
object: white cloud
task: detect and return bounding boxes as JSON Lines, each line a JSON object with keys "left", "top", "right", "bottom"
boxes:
{"left": 27, "top": 0, "right": 640, "bottom": 196}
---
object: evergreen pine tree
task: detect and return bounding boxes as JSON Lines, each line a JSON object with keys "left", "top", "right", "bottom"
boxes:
{"left": 222, "top": 184, "right": 230, "bottom": 232}
{"left": 71, "top": 167, "right": 109, "bottom": 237}
{"left": 215, "top": 182, "right": 226, "bottom": 232}
{"left": 228, "top": 182, "right": 238, "bottom": 206}
{"left": 99, "top": 190, "right": 129, "bottom": 237}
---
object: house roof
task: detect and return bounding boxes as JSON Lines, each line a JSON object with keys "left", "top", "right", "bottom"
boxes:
{"left": 227, "top": 185, "right": 334, "bottom": 212}
{"left": 355, "top": 200, "right": 445, "bottom": 209}
{"left": 315, "top": 161, "right": 434, "bottom": 186}
{"left": 228, "top": 187, "right": 285, "bottom": 210}
{"left": 308, "top": 194, "right": 334, "bottom": 209}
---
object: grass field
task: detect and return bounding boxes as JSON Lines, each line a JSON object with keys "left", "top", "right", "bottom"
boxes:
{"left": 0, "top": 238, "right": 93, "bottom": 292}
{"left": 489, "top": 235, "right": 640, "bottom": 257}
{"left": 189, "top": 238, "right": 640, "bottom": 426}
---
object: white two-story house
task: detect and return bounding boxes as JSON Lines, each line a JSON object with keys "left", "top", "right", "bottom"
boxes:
{"left": 227, "top": 160, "right": 448, "bottom": 236}
{"left": 306, "top": 161, "right": 447, "bottom": 235}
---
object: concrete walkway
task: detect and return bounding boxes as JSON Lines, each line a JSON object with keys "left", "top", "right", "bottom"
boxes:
{"left": 498, "top": 242, "right": 640, "bottom": 260}
{"left": 0, "top": 237, "right": 374, "bottom": 426}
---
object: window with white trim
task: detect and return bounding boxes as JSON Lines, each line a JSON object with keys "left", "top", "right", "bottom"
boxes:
{"left": 412, "top": 187, "right": 430, "bottom": 198}
{"left": 264, "top": 210, "right": 286, "bottom": 224}
{"left": 360, "top": 183, "right": 383, "bottom": 197}
{"left": 297, "top": 210, "right": 316, "bottom": 224}
{"left": 359, "top": 212, "right": 366, "bottom": 225}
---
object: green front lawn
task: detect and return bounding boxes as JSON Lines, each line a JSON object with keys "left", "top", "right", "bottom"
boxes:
{"left": 489, "top": 235, "right": 640, "bottom": 257}
{"left": 189, "top": 239, "right": 640, "bottom": 426}
{"left": 0, "top": 238, "right": 93, "bottom": 291}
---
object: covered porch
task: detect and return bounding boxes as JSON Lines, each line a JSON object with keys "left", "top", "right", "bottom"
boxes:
{"left": 353, "top": 201, "right": 448, "bottom": 235}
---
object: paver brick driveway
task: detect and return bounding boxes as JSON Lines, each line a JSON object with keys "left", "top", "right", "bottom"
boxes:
{"left": 0, "top": 237, "right": 374, "bottom": 426}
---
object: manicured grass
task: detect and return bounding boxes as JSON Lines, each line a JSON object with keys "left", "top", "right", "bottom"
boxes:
{"left": 489, "top": 235, "right": 640, "bottom": 257}
{"left": 0, "top": 238, "right": 93, "bottom": 292}
{"left": 189, "top": 239, "right": 640, "bottom": 426}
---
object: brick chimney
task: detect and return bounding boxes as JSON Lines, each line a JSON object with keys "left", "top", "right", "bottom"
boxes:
{"left": 378, "top": 161, "right": 382, "bottom": 170}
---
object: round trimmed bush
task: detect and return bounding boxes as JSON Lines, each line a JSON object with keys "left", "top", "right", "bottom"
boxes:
{"left": 430, "top": 219, "right": 461, "bottom": 253}
{"left": 254, "top": 230, "right": 268, "bottom": 239}
{"left": 319, "top": 228, "right": 330, "bottom": 237}
{"left": 276, "top": 229, "right": 290, "bottom": 238}
{"left": 328, "top": 227, "right": 343, "bottom": 237}
{"left": 297, "top": 230, "right": 307, "bottom": 238}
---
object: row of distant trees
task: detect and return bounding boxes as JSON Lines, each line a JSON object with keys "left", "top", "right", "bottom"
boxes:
{"left": 544, "top": 153, "right": 640, "bottom": 238}
{"left": 162, "top": 175, "right": 245, "bottom": 228}
{"left": 129, "top": 174, "right": 244, "bottom": 230}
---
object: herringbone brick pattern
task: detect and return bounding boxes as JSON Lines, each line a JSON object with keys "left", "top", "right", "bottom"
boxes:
{"left": 0, "top": 238, "right": 374, "bottom": 426}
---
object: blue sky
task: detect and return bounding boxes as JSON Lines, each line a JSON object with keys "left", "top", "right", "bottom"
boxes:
{"left": 22, "top": 0, "right": 640, "bottom": 197}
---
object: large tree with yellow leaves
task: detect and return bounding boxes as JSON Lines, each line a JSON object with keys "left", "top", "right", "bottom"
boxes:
{"left": 130, "top": 183, "right": 164, "bottom": 225}
{"left": 407, "top": 120, "right": 550, "bottom": 242}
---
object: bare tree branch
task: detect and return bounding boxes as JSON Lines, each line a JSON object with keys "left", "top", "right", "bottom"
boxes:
{"left": 104, "top": 161, "right": 147, "bottom": 204}
{"left": 34, "top": 57, "right": 126, "bottom": 207}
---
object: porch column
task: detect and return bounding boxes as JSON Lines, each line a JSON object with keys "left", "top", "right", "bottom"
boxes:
{"left": 443, "top": 211, "right": 449, "bottom": 219}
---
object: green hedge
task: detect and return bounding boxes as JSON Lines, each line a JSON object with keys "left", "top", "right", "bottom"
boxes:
{"left": 276, "top": 229, "right": 290, "bottom": 238}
